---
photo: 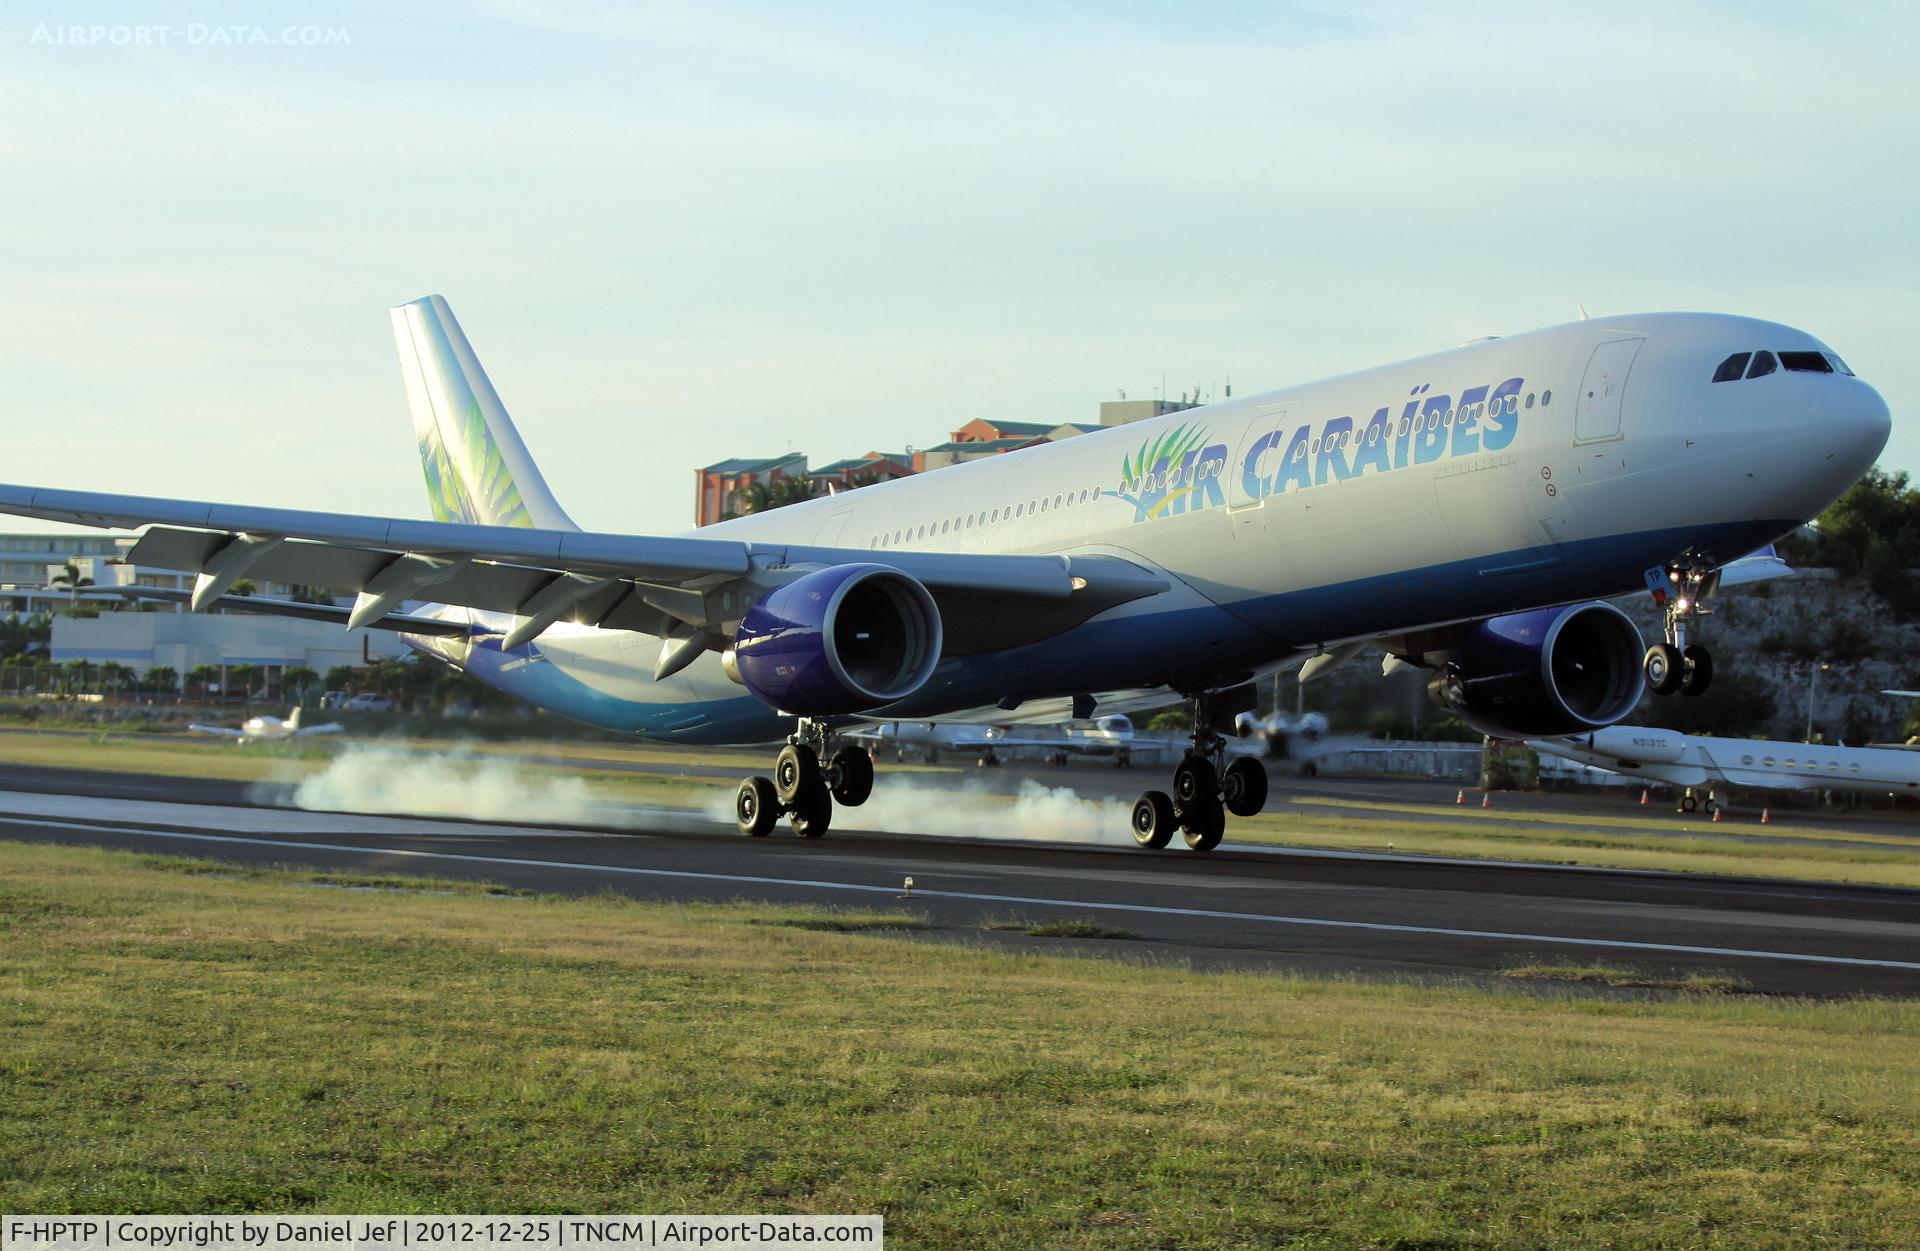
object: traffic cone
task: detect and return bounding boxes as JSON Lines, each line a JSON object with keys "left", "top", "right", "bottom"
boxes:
{"left": 1640, "top": 789, "right": 1649, "bottom": 806}
{"left": 1711, "top": 807, "right": 1721, "bottom": 822}
{"left": 1481, "top": 792, "right": 1491, "bottom": 808}
{"left": 1761, "top": 808, "right": 1771, "bottom": 824}
{"left": 1457, "top": 789, "right": 1465, "bottom": 805}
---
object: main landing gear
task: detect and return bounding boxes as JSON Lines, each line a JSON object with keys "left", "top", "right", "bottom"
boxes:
{"left": 1130, "top": 690, "right": 1268, "bottom": 853}
{"left": 735, "top": 720, "right": 873, "bottom": 839}
{"left": 1644, "top": 565, "right": 1715, "bottom": 698}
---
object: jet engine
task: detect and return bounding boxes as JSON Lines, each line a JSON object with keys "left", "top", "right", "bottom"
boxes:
{"left": 1429, "top": 601, "right": 1646, "bottom": 738}
{"left": 728, "top": 564, "right": 943, "bottom": 715}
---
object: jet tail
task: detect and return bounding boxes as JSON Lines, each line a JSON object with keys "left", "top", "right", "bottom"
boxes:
{"left": 390, "top": 295, "right": 577, "bottom": 530}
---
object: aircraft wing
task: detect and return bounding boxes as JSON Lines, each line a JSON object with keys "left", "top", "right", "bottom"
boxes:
{"left": 0, "top": 484, "right": 1170, "bottom": 659}
{"left": 100, "top": 586, "right": 470, "bottom": 636}
{"left": 294, "top": 723, "right": 346, "bottom": 736}
{"left": 186, "top": 723, "right": 247, "bottom": 738}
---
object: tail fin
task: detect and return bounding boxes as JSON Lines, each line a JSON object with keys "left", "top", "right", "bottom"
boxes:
{"left": 286, "top": 707, "right": 302, "bottom": 731}
{"left": 389, "top": 294, "right": 577, "bottom": 530}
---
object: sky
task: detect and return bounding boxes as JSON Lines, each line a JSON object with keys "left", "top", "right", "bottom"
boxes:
{"left": 2, "top": 1, "right": 1916, "bottom": 536}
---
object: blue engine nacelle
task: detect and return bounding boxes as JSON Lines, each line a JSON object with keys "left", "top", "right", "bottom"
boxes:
{"left": 729, "top": 564, "right": 943, "bottom": 715}
{"left": 1429, "top": 601, "right": 1646, "bottom": 738}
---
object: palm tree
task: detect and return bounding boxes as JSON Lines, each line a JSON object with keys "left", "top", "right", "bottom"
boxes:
{"left": 185, "top": 664, "right": 221, "bottom": 698}
{"left": 764, "top": 476, "right": 818, "bottom": 509}
{"left": 63, "top": 659, "right": 97, "bottom": 695}
{"left": 732, "top": 481, "right": 769, "bottom": 516}
{"left": 49, "top": 559, "right": 93, "bottom": 609}
{"left": 282, "top": 666, "right": 319, "bottom": 704}
{"left": 144, "top": 666, "right": 179, "bottom": 695}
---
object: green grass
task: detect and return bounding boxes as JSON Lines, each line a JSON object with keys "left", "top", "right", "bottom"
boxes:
{"left": 748, "top": 909, "right": 932, "bottom": 933}
{"left": 1233, "top": 806, "right": 1920, "bottom": 888}
{"left": 985, "top": 916, "right": 1141, "bottom": 940}
{"left": 3, "top": 841, "right": 1919, "bottom": 1247}
{"left": 1502, "top": 961, "right": 1753, "bottom": 995}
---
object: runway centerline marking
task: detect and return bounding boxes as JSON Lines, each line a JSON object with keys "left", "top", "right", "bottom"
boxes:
{"left": 4, "top": 815, "right": 1919, "bottom": 974}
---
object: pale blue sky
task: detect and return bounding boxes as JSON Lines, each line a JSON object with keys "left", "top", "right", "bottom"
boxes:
{"left": 3, "top": 1, "right": 1915, "bottom": 535}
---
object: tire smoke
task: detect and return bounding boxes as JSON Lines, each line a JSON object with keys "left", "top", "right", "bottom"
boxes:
{"left": 705, "top": 775, "right": 1138, "bottom": 845}
{"left": 257, "top": 745, "right": 601, "bottom": 825}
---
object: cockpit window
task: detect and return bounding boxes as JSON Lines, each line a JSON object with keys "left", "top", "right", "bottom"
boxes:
{"left": 1780, "top": 350, "right": 1834, "bottom": 374}
{"left": 1712, "top": 352, "right": 1751, "bottom": 383}
{"left": 1746, "top": 351, "right": 1777, "bottom": 379}
{"left": 1826, "top": 353, "right": 1855, "bottom": 376}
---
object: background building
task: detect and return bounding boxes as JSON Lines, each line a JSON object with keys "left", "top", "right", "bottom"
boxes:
{"left": 2, "top": 530, "right": 411, "bottom": 687}
{"left": 49, "top": 610, "right": 409, "bottom": 685}
{"left": 691, "top": 399, "right": 1200, "bottom": 524}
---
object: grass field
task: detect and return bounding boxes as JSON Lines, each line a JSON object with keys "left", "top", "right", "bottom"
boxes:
{"left": 1, "top": 840, "right": 1917, "bottom": 1247}
{"left": 8, "top": 728, "right": 1920, "bottom": 886}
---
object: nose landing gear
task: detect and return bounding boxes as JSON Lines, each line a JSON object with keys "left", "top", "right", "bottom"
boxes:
{"left": 1132, "top": 688, "right": 1268, "bottom": 853}
{"left": 736, "top": 720, "right": 873, "bottom": 839}
{"left": 1644, "top": 565, "right": 1716, "bottom": 698}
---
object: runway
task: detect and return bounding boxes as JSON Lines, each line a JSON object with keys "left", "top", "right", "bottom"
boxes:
{"left": 2, "top": 762, "right": 1918, "bottom": 998}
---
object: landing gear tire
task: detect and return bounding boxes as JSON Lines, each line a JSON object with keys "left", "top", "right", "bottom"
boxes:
{"left": 1181, "top": 793, "right": 1226, "bottom": 852}
{"left": 1645, "top": 643, "right": 1682, "bottom": 696}
{"left": 736, "top": 775, "right": 780, "bottom": 837}
{"left": 1172, "top": 755, "right": 1218, "bottom": 809}
{"left": 789, "top": 781, "right": 833, "bottom": 839}
{"left": 827, "top": 746, "right": 873, "bottom": 806}
{"left": 1680, "top": 644, "right": 1714, "bottom": 697}
{"left": 1131, "top": 791, "right": 1176, "bottom": 850}
{"left": 1679, "top": 791, "right": 1698, "bottom": 814}
{"left": 1222, "top": 757, "right": 1269, "bottom": 817}
{"left": 774, "top": 743, "right": 820, "bottom": 803}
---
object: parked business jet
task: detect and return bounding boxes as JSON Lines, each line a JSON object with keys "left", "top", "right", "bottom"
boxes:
{"left": 188, "top": 706, "right": 345, "bottom": 743}
{"left": 849, "top": 713, "right": 1139, "bottom": 766}
{"left": 1530, "top": 724, "right": 1920, "bottom": 813}
{"left": 0, "top": 298, "right": 1887, "bottom": 850}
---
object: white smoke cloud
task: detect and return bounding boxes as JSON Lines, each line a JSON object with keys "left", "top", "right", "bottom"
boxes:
{"left": 704, "top": 774, "right": 1138, "bottom": 845}
{"left": 262, "top": 745, "right": 603, "bottom": 826}
{"left": 270, "top": 744, "right": 1146, "bottom": 846}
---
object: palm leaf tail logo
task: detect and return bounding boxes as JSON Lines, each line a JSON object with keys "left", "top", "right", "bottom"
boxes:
{"left": 1112, "top": 423, "right": 1208, "bottom": 519}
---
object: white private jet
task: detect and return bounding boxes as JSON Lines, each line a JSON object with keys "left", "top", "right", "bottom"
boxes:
{"left": 848, "top": 714, "right": 1141, "bottom": 767}
{"left": 1529, "top": 724, "right": 1920, "bottom": 814}
{"left": 187, "top": 706, "right": 345, "bottom": 744}
{"left": 0, "top": 297, "right": 1887, "bottom": 850}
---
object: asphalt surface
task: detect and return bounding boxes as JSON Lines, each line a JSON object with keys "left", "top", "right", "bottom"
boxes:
{"left": 2, "top": 761, "right": 1917, "bottom": 998}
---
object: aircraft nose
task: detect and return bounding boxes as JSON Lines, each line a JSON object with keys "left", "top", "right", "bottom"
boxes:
{"left": 1793, "top": 380, "right": 1892, "bottom": 514}
{"left": 1860, "top": 384, "right": 1892, "bottom": 458}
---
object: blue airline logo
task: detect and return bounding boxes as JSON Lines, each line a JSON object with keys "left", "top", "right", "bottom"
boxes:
{"left": 1112, "top": 375, "right": 1525, "bottom": 523}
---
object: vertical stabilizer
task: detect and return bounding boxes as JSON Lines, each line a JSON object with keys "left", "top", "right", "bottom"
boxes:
{"left": 390, "top": 295, "right": 577, "bottom": 530}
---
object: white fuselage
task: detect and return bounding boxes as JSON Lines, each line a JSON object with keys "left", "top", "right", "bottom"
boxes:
{"left": 433, "top": 312, "right": 1888, "bottom": 743}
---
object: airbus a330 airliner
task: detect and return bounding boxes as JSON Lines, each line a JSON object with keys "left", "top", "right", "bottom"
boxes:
{"left": 0, "top": 297, "right": 1889, "bottom": 849}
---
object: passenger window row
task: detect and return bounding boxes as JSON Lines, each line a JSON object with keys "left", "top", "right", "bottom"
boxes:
{"left": 867, "top": 485, "right": 1104, "bottom": 549}
{"left": 1712, "top": 349, "right": 1853, "bottom": 382}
